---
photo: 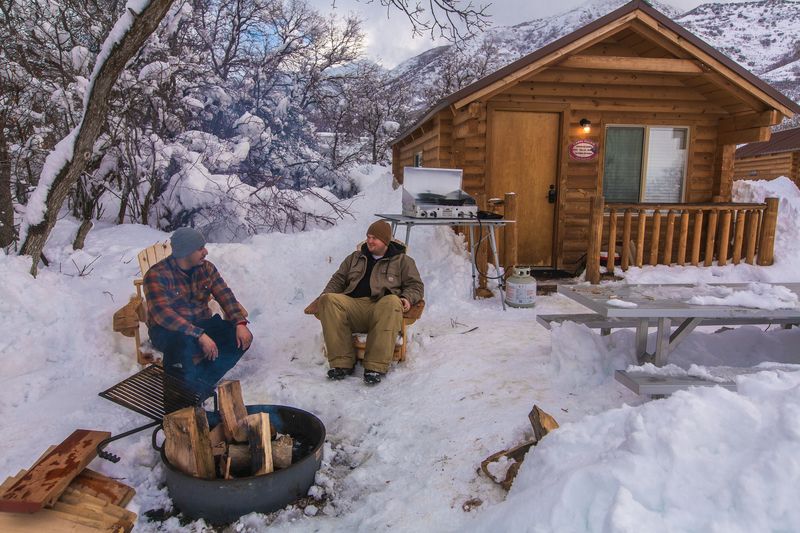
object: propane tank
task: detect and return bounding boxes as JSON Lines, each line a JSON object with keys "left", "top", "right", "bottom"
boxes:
{"left": 504, "top": 266, "right": 537, "bottom": 308}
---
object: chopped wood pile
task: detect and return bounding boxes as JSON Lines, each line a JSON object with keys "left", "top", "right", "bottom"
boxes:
{"left": 0, "top": 429, "right": 137, "bottom": 532}
{"left": 163, "top": 380, "right": 294, "bottom": 479}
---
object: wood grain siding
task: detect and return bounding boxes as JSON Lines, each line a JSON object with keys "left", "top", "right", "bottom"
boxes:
{"left": 394, "top": 113, "right": 455, "bottom": 182}
{"left": 795, "top": 152, "right": 800, "bottom": 184}
{"left": 495, "top": 63, "right": 725, "bottom": 269}
{"left": 452, "top": 104, "right": 488, "bottom": 192}
{"left": 734, "top": 152, "right": 797, "bottom": 184}
{"left": 390, "top": 14, "right": 793, "bottom": 273}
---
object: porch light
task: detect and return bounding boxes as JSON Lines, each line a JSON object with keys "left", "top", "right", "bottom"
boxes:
{"left": 580, "top": 118, "right": 592, "bottom": 133}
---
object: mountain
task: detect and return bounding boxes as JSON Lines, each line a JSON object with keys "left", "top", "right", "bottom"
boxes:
{"left": 391, "top": 0, "right": 800, "bottom": 126}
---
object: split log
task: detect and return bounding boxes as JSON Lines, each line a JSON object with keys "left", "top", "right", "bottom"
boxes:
{"left": 68, "top": 469, "right": 135, "bottom": 507}
{"left": 208, "top": 424, "right": 227, "bottom": 458}
{"left": 480, "top": 440, "right": 536, "bottom": 491}
{"left": 226, "top": 444, "right": 252, "bottom": 478}
{"left": 59, "top": 487, "right": 136, "bottom": 524}
{"left": 245, "top": 413, "right": 273, "bottom": 475}
{"left": 51, "top": 501, "right": 127, "bottom": 530}
{"left": 217, "top": 381, "right": 249, "bottom": 442}
{"left": 529, "top": 405, "right": 559, "bottom": 442}
{"left": 272, "top": 435, "right": 293, "bottom": 470}
{"left": 0, "top": 429, "right": 110, "bottom": 513}
{"left": 163, "top": 407, "right": 216, "bottom": 479}
{"left": 0, "top": 508, "right": 104, "bottom": 532}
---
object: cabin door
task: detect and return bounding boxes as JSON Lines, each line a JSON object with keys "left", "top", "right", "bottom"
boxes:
{"left": 489, "top": 110, "right": 560, "bottom": 267}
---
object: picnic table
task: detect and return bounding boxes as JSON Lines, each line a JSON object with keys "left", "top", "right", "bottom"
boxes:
{"left": 556, "top": 283, "right": 800, "bottom": 395}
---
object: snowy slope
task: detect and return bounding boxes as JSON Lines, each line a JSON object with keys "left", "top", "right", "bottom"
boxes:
{"left": 391, "top": 0, "right": 800, "bottom": 118}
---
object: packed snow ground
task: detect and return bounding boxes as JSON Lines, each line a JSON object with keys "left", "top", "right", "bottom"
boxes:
{"left": 2, "top": 169, "right": 800, "bottom": 532}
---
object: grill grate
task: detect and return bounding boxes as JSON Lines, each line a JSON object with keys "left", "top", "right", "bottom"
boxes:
{"left": 99, "top": 364, "right": 208, "bottom": 421}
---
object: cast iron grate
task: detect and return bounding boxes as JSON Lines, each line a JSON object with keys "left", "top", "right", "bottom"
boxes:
{"left": 97, "top": 364, "right": 213, "bottom": 462}
{"left": 99, "top": 364, "right": 206, "bottom": 421}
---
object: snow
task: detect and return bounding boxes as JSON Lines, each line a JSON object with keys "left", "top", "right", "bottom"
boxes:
{"left": 3, "top": 170, "right": 800, "bottom": 531}
{"left": 687, "top": 282, "right": 799, "bottom": 310}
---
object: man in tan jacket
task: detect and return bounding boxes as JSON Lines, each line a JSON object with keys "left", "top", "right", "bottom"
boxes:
{"left": 318, "top": 220, "right": 424, "bottom": 385}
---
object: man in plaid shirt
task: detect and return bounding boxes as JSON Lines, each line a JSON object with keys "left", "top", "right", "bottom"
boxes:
{"left": 144, "top": 228, "right": 253, "bottom": 393}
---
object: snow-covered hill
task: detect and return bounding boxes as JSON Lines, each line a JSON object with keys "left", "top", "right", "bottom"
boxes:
{"left": 391, "top": 0, "right": 800, "bottom": 121}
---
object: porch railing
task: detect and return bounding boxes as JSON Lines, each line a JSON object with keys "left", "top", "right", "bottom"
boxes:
{"left": 586, "top": 197, "right": 779, "bottom": 284}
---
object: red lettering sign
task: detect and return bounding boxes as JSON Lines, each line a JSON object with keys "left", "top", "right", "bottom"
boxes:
{"left": 568, "top": 139, "right": 599, "bottom": 162}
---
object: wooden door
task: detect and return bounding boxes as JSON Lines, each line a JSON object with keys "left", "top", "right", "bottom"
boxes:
{"left": 489, "top": 110, "right": 560, "bottom": 267}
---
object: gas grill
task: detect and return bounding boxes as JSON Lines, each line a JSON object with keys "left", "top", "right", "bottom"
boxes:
{"left": 402, "top": 167, "right": 478, "bottom": 219}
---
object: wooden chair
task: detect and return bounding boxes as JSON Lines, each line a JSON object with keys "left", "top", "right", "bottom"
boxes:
{"left": 305, "top": 238, "right": 424, "bottom": 362}
{"left": 113, "top": 242, "right": 172, "bottom": 365}
{"left": 304, "top": 297, "right": 424, "bottom": 362}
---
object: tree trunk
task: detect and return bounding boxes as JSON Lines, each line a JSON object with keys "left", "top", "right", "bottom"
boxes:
{"left": 0, "top": 127, "right": 15, "bottom": 248}
{"left": 19, "top": 0, "right": 176, "bottom": 275}
{"left": 72, "top": 219, "right": 93, "bottom": 250}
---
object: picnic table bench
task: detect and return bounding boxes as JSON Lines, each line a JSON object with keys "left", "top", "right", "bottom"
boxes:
{"left": 554, "top": 283, "right": 800, "bottom": 396}
{"left": 536, "top": 313, "right": 799, "bottom": 335}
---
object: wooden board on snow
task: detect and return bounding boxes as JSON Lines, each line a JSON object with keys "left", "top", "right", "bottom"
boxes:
{"left": 0, "top": 430, "right": 110, "bottom": 513}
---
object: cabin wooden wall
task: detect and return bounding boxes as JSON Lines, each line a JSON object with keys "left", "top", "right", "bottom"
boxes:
{"left": 393, "top": 115, "right": 454, "bottom": 182}
{"left": 471, "top": 66, "right": 727, "bottom": 270}
{"left": 733, "top": 152, "right": 799, "bottom": 185}
{"left": 390, "top": 24, "right": 788, "bottom": 272}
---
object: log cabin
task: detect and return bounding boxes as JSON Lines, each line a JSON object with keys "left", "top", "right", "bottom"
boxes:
{"left": 734, "top": 126, "right": 800, "bottom": 186}
{"left": 391, "top": 0, "right": 799, "bottom": 282}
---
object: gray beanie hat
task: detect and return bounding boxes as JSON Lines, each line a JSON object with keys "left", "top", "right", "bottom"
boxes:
{"left": 171, "top": 228, "right": 206, "bottom": 258}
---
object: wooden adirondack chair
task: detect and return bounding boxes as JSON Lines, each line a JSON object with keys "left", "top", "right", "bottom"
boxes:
{"left": 304, "top": 298, "right": 424, "bottom": 363}
{"left": 304, "top": 239, "right": 424, "bottom": 362}
{"left": 112, "top": 242, "right": 171, "bottom": 365}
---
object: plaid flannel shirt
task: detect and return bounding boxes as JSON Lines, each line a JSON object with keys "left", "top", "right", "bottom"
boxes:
{"left": 143, "top": 256, "right": 248, "bottom": 338}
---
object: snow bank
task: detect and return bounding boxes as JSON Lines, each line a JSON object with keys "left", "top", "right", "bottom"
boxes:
{"left": 472, "top": 370, "right": 800, "bottom": 533}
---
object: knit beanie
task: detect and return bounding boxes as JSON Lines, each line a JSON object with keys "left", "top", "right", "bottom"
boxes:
{"left": 171, "top": 228, "right": 206, "bottom": 259}
{"left": 367, "top": 220, "right": 392, "bottom": 246}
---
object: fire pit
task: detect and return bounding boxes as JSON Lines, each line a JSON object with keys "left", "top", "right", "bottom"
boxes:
{"left": 159, "top": 404, "right": 325, "bottom": 524}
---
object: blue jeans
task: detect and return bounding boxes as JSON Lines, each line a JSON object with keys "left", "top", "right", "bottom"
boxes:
{"left": 149, "top": 315, "right": 245, "bottom": 395}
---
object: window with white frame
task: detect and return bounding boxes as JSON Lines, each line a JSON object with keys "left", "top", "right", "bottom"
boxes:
{"left": 413, "top": 151, "right": 423, "bottom": 167}
{"left": 603, "top": 125, "right": 689, "bottom": 203}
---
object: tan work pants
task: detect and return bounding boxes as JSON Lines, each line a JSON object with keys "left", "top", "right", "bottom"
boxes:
{"left": 318, "top": 293, "right": 403, "bottom": 373}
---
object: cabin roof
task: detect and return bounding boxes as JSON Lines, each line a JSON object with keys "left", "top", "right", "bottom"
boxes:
{"left": 736, "top": 126, "right": 800, "bottom": 158}
{"left": 393, "top": 0, "right": 800, "bottom": 144}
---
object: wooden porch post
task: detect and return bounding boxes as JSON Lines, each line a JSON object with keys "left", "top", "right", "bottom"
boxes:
{"left": 587, "top": 196, "right": 604, "bottom": 284}
{"left": 757, "top": 197, "right": 779, "bottom": 266}
{"left": 475, "top": 192, "right": 493, "bottom": 297}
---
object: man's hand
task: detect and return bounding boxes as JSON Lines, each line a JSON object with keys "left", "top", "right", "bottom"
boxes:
{"left": 198, "top": 333, "right": 219, "bottom": 361}
{"left": 236, "top": 324, "right": 253, "bottom": 351}
{"left": 400, "top": 297, "right": 411, "bottom": 312}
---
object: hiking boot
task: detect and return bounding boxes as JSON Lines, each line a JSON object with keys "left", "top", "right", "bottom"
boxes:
{"left": 363, "top": 370, "right": 385, "bottom": 385}
{"left": 327, "top": 367, "right": 354, "bottom": 380}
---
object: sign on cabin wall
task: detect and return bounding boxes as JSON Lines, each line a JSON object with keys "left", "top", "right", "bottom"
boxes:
{"left": 568, "top": 139, "right": 599, "bottom": 162}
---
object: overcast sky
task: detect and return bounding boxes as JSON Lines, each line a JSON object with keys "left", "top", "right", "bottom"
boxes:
{"left": 307, "top": 0, "right": 751, "bottom": 67}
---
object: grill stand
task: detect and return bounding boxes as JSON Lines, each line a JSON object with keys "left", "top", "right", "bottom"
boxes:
{"left": 97, "top": 364, "right": 218, "bottom": 463}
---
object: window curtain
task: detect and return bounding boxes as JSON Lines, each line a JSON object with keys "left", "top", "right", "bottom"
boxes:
{"left": 643, "top": 128, "right": 688, "bottom": 202}
{"left": 603, "top": 127, "right": 644, "bottom": 202}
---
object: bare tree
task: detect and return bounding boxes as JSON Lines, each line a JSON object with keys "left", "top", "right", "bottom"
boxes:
{"left": 13, "top": 0, "right": 489, "bottom": 272}
{"left": 376, "top": 0, "right": 490, "bottom": 41}
{"left": 19, "top": 0, "right": 175, "bottom": 275}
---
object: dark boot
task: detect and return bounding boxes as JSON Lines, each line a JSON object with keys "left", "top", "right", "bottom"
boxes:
{"left": 363, "top": 370, "right": 385, "bottom": 385}
{"left": 327, "top": 367, "right": 354, "bottom": 380}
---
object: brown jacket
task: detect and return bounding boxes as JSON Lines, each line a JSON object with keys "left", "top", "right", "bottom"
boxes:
{"left": 323, "top": 241, "right": 424, "bottom": 305}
